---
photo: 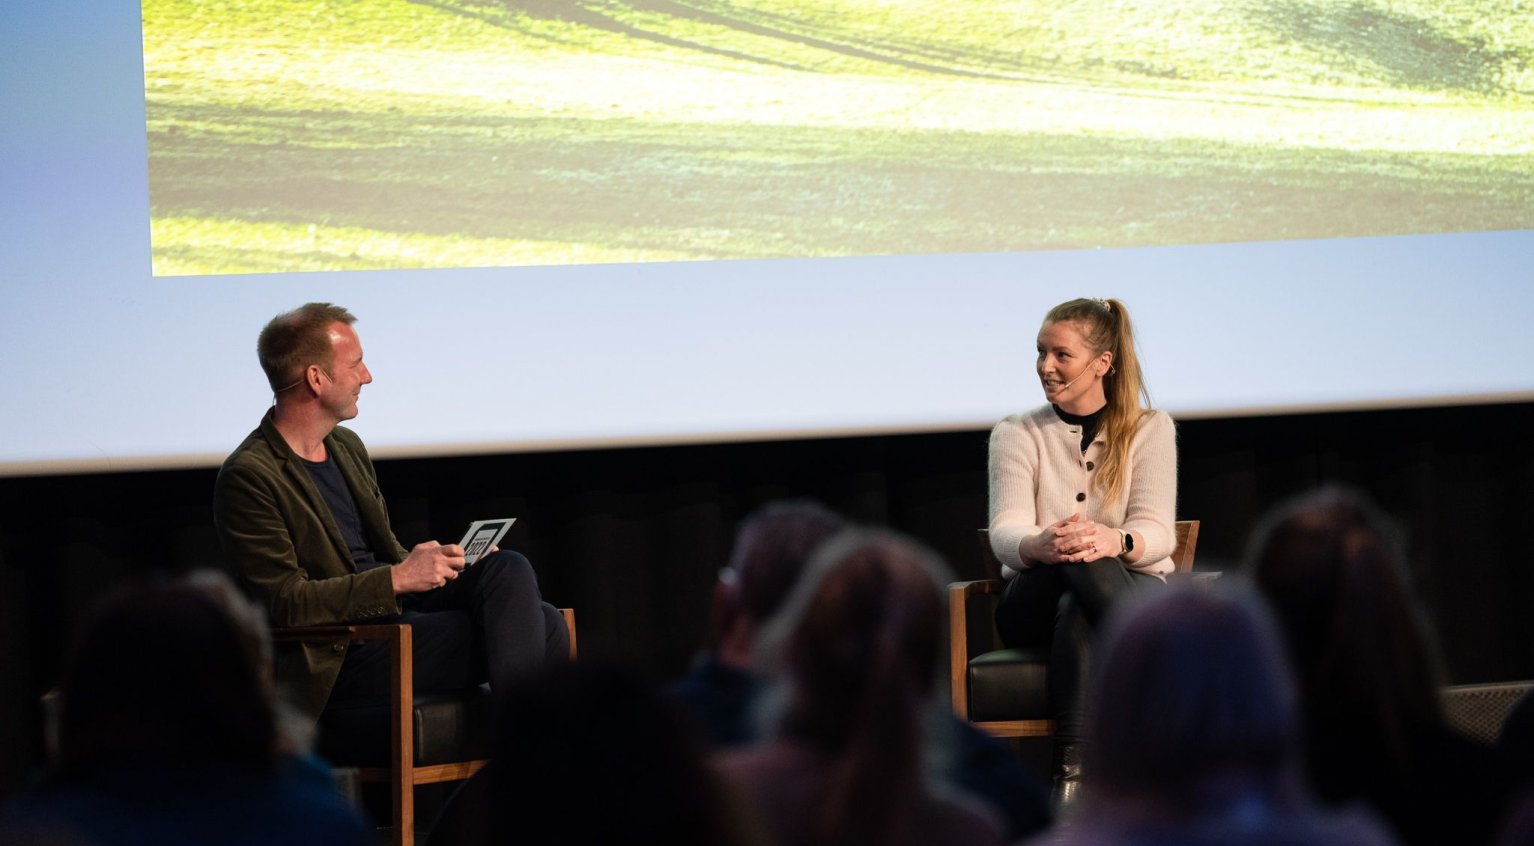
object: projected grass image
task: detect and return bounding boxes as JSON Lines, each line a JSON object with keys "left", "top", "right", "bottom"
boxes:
{"left": 142, "top": 0, "right": 1534, "bottom": 276}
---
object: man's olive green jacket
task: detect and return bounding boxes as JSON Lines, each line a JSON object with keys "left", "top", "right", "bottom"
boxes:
{"left": 214, "top": 410, "right": 405, "bottom": 720}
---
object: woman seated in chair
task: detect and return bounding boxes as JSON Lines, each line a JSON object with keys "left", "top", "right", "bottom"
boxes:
{"left": 987, "top": 297, "right": 1177, "bottom": 808}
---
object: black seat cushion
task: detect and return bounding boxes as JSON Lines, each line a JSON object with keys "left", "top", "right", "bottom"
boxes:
{"left": 967, "top": 648, "right": 1051, "bottom": 723}
{"left": 317, "top": 685, "right": 495, "bottom": 767}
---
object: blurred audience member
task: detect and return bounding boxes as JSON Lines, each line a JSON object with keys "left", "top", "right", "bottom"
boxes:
{"left": 426, "top": 662, "right": 766, "bottom": 846}
{"left": 718, "top": 528, "right": 1008, "bottom": 846}
{"left": 1497, "top": 789, "right": 1534, "bottom": 846}
{"left": 1245, "top": 486, "right": 1513, "bottom": 846}
{"left": 1497, "top": 689, "right": 1534, "bottom": 846}
{"left": 667, "top": 500, "right": 1049, "bottom": 839}
{"left": 1501, "top": 686, "right": 1534, "bottom": 789}
{"left": 0, "top": 571, "right": 371, "bottom": 846}
{"left": 1035, "top": 582, "right": 1397, "bottom": 846}
{"left": 669, "top": 499, "right": 850, "bottom": 747}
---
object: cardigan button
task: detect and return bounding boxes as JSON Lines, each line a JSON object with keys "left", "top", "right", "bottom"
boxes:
{"left": 331, "top": 643, "right": 346, "bottom": 654}
{"left": 1086, "top": 461, "right": 1095, "bottom": 471}
{"left": 1076, "top": 492, "right": 1086, "bottom": 502}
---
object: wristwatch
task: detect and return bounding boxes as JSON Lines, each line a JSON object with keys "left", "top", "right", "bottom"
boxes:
{"left": 1120, "top": 531, "right": 1134, "bottom": 558}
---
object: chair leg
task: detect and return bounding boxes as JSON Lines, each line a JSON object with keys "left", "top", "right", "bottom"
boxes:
{"left": 390, "top": 626, "right": 416, "bottom": 846}
{"left": 393, "top": 775, "right": 413, "bottom": 846}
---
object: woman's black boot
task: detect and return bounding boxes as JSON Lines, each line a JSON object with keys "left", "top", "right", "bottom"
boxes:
{"left": 1050, "top": 741, "right": 1084, "bottom": 814}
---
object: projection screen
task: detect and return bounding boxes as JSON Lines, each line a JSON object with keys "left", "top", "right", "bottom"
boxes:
{"left": 2, "top": 0, "right": 1531, "bottom": 477}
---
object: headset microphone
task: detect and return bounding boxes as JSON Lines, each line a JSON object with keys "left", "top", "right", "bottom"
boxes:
{"left": 1057, "top": 366, "right": 1098, "bottom": 391}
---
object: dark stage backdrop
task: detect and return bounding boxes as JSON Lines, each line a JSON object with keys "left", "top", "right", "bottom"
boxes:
{"left": 3, "top": 401, "right": 1533, "bottom": 795}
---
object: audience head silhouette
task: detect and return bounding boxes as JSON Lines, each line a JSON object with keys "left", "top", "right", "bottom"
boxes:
{"left": 680, "top": 504, "right": 1046, "bottom": 842}
{"left": 1243, "top": 486, "right": 1442, "bottom": 772}
{"left": 1, "top": 571, "right": 370, "bottom": 846}
{"left": 733, "top": 529, "right": 1010, "bottom": 846}
{"left": 429, "top": 662, "right": 762, "bottom": 846}
{"left": 1084, "top": 583, "right": 1302, "bottom": 815}
{"left": 712, "top": 499, "right": 848, "bottom": 665}
{"left": 1240, "top": 486, "right": 1514, "bottom": 846}
{"left": 1044, "top": 581, "right": 1401, "bottom": 846}
{"left": 56, "top": 571, "right": 285, "bottom": 776}
{"left": 757, "top": 528, "right": 947, "bottom": 752}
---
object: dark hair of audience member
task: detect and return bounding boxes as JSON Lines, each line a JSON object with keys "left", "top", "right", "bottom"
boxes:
{"left": 433, "top": 662, "right": 761, "bottom": 846}
{"left": 1497, "top": 789, "right": 1534, "bottom": 846}
{"left": 754, "top": 529, "right": 951, "bottom": 845}
{"left": 55, "top": 571, "right": 286, "bottom": 778}
{"left": 1503, "top": 685, "right": 1534, "bottom": 776}
{"left": 1243, "top": 486, "right": 1443, "bottom": 779}
{"left": 1084, "top": 582, "right": 1304, "bottom": 816}
{"left": 1239, "top": 486, "right": 1523, "bottom": 846}
{"left": 719, "top": 498, "right": 849, "bottom": 629}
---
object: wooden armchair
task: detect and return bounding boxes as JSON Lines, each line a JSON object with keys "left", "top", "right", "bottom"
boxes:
{"left": 272, "top": 608, "right": 576, "bottom": 846}
{"left": 948, "top": 522, "right": 1199, "bottom": 739}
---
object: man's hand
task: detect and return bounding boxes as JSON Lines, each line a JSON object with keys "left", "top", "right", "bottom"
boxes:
{"left": 391, "top": 541, "right": 466, "bottom": 595}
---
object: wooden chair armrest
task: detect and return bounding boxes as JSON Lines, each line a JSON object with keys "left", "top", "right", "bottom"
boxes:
{"left": 559, "top": 608, "right": 577, "bottom": 660}
{"left": 271, "top": 620, "right": 415, "bottom": 821}
{"left": 950, "top": 579, "right": 1005, "bottom": 599}
{"left": 948, "top": 579, "right": 1005, "bottom": 719}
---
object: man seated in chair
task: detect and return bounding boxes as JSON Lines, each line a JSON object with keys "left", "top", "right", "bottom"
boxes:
{"left": 213, "top": 302, "right": 569, "bottom": 724}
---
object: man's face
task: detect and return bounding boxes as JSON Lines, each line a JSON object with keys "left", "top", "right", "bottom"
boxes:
{"left": 317, "top": 322, "right": 372, "bottom": 422}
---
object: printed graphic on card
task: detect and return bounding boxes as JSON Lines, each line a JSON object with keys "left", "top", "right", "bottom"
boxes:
{"left": 457, "top": 518, "right": 516, "bottom": 565}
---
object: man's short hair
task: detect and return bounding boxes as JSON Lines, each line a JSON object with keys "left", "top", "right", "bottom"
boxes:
{"left": 257, "top": 303, "right": 356, "bottom": 392}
